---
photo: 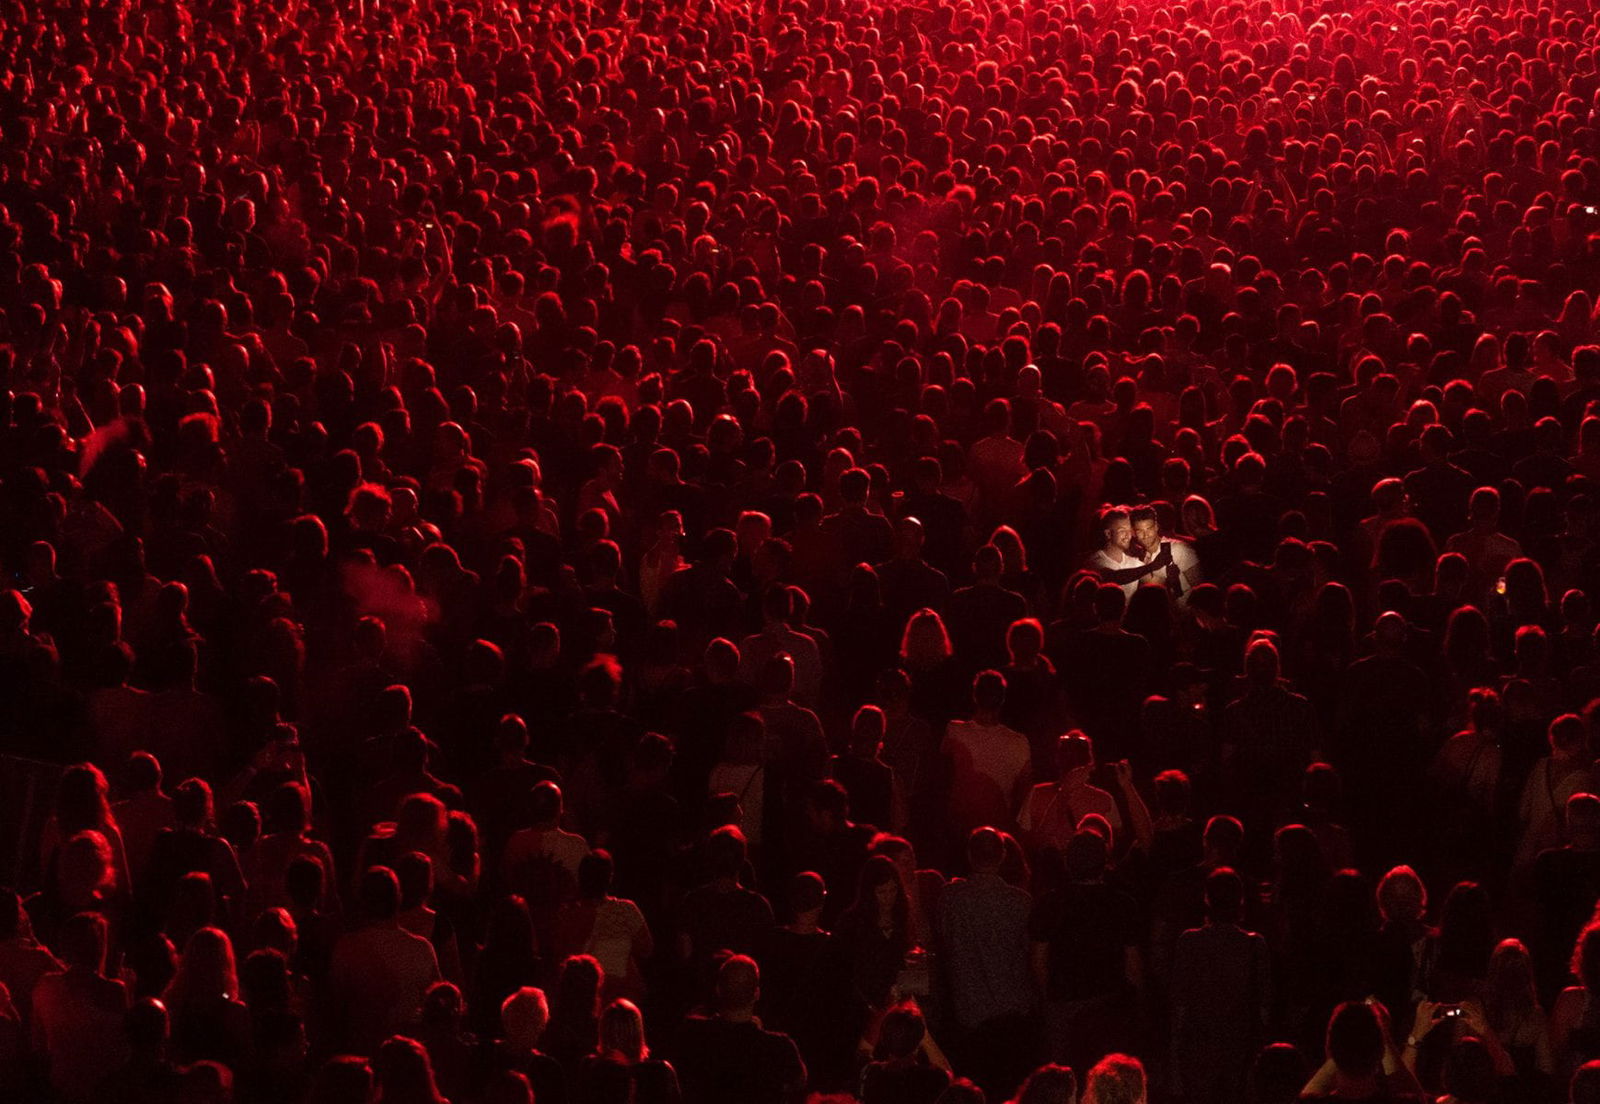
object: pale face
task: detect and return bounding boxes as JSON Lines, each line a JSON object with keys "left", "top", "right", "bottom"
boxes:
{"left": 1132, "top": 519, "right": 1161, "bottom": 556}
{"left": 1107, "top": 519, "right": 1134, "bottom": 554}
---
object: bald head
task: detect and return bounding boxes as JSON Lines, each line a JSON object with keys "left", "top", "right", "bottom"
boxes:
{"left": 1374, "top": 611, "right": 1408, "bottom": 652}
{"left": 896, "top": 515, "right": 925, "bottom": 548}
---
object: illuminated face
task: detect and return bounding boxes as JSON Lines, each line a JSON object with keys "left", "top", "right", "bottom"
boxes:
{"left": 1107, "top": 519, "right": 1133, "bottom": 554}
{"left": 1133, "top": 519, "right": 1161, "bottom": 555}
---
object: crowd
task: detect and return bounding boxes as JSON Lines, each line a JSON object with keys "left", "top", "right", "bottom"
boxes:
{"left": 9, "top": 0, "right": 1600, "bottom": 1098}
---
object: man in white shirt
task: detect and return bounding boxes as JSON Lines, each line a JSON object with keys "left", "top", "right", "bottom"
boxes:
{"left": 942, "top": 670, "right": 1032, "bottom": 836}
{"left": 1130, "top": 505, "right": 1202, "bottom": 605}
{"left": 328, "top": 866, "right": 441, "bottom": 1054}
{"left": 1089, "top": 506, "right": 1173, "bottom": 599}
{"left": 503, "top": 781, "right": 592, "bottom": 882}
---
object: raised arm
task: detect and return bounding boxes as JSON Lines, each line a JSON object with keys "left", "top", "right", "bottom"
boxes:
{"left": 1096, "top": 545, "right": 1172, "bottom": 585}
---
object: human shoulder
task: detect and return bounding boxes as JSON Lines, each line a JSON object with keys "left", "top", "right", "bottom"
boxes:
{"left": 961, "top": 873, "right": 1032, "bottom": 911}
{"left": 1079, "top": 781, "right": 1116, "bottom": 806}
{"left": 340, "top": 921, "right": 432, "bottom": 961}
{"left": 1024, "top": 779, "right": 1057, "bottom": 802}
{"left": 81, "top": 971, "right": 128, "bottom": 1011}
{"left": 503, "top": 825, "right": 539, "bottom": 852}
{"left": 557, "top": 827, "right": 591, "bottom": 850}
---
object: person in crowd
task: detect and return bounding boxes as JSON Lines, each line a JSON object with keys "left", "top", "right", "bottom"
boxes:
{"left": 1516, "top": 715, "right": 1597, "bottom": 871}
{"left": 542, "top": 954, "right": 605, "bottom": 1077}
{"left": 859, "top": 1002, "right": 951, "bottom": 1104}
{"left": 372, "top": 1035, "right": 450, "bottom": 1104}
{"left": 1170, "top": 867, "right": 1271, "bottom": 1104}
{"left": 1018, "top": 732, "right": 1153, "bottom": 859}
{"left": 30, "top": 912, "right": 129, "bottom": 1102}
{"left": 165, "top": 926, "right": 252, "bottom": 1069}
{"left": 1574, "top": 1061, "right": 1600, "bottom": 1104}
{"left": 326, "top": 867, "right": 441, "bottom": 1055}
{"left": 1006, "top": 1064, "right": 1077, "bottom": 1104}
{"left": 0, "top": 888, "right": 61, "bottom": 1027}
{"left": 1299, "top": 1001, "right": 1425, "bottom": 1102}
{"left": 1031, "top": 830, "right": 1141, "bottom": 1072}
{"left": 1082, "top": 1053, "right": 1148, "bottom": 1104}
{"left": 553, "top": 850, "right": 653, "bottom": 1003}
{"left": 937, "top": 827, "right": 1035, "bottom": 1094}
{"left": 942, "top": 670, "right": 1032, "bottom": 838}
{"left": 671, "top": 955, "right": 807, "bottom": 1104}
{"left": 573, "top": 998, "right": 681, "bottom": 1104}
{"left": 496, "top": 986, "right": 567, "bottom": 1104}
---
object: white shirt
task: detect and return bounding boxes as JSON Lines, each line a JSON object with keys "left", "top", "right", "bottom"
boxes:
{"left": 329, "top": 924, "right": 441, "bottom": 1053}
{"left": 1018, "top": 780, "right": 1122, "bottom": 852}
{"left": 1090, "top": 546, "right": 1149, "bottom": 599}
{"left": 738, "top": 626, "right": 823, "bottom": 706}
{"left": 503, "top": 826, "right": 592, "bottom": 880}
{"left": 1091, "top": 541, "right": 1201, "bottom": 603}
{"left": 942, "top": 720, "right": 1032, "bottom": 829}
{"left": 584, "top": 897, "right": 651, "bottom": 993}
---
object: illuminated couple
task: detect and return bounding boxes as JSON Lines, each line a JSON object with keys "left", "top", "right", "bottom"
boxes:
{"left": 1089, "top": 505, "right": 1202, "bottom": 603}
